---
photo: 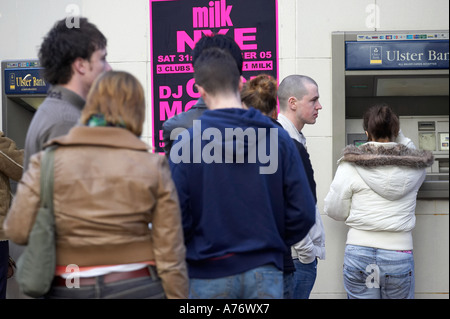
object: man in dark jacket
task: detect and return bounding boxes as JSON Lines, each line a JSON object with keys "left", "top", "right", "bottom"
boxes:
{"left": 169, "top": 47, "right": 315, "bottom": 299}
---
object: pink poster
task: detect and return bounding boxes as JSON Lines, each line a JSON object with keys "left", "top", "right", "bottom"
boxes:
{"left": 150, "top": 0, "right": 278, "bottom": 152}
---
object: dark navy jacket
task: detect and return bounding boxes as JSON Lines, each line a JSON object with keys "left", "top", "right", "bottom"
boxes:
{"left": 169, "top": 107, "right": 316, "bottom": 279}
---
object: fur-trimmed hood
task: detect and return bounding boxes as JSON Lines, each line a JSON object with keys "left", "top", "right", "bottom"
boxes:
{"left": 341, "top": 142, "right": 434, "bottom": 168}
{"left": 338, "top": 142, "right": 433, "bottom": 201}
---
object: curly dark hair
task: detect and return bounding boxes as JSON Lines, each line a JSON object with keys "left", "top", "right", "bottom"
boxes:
{"left": 38, "top": 17, "right": 107, "bottom": 85}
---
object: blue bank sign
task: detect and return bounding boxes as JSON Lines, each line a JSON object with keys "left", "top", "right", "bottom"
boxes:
{"left": 346, "top": 40, "right": 449, "bottom": 70}
{"left": 4, "top": 67, "right": 49, "bottom": 95}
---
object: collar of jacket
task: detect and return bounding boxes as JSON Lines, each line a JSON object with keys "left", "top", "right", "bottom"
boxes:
{"left": 45, "top": 126, "right": 150, "bottom": 152}
{"left": 341, "top": 142, "right": 434, "bottom": 168}
{"left": 48, "top": 85, "right": 85, "bottom": 111}
{"left": 193, "top": 97, "right": 207, "bottom": 109}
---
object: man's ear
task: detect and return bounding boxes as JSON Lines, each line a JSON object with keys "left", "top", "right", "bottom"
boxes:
{"left": 196, "top": 84, "right": 207, "bottom": 99}
{"left": 72, "top": 57, "right": 87, "bottom": 76}
{"left": 288, "top": 97, "right": 297, "bottom": 111}
{"left": 238, "top": 76, "right": 245, "bottom": 92}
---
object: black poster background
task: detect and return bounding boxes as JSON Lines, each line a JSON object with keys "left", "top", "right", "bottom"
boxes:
{"left": 150, "top": 0, "right": 278, "bottom": 153}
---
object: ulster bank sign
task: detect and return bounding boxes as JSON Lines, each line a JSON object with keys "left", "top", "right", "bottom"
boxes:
{"left": 4, "top": 68, "right": 49, "bottom": 95}
{"left": 346, "top": 39, "right": 449, "bottom": 70}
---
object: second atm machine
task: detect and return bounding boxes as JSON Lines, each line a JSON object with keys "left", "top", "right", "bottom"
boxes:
{"left": 1, "top": 59, "right": 49, "bottom": 148}
{"left": 332, "top": 31, "right": 449, "bottom": 199}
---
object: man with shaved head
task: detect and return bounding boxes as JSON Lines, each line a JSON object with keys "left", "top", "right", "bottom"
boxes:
{"left": 277, "top": 75, "right": 326, "bottom": 299}
{"left": 277, "top": 75, "right": 321, "bottom": 146}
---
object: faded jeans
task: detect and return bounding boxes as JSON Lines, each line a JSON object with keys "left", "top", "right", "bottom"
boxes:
{"left": 189, "top": 264, "right": 283, "bottom": 299}
{"left": 292, "top": 258, "right": 317, "bottom": 299}
{"left": 343, "top": 244, "right": 415, "bottom": 299}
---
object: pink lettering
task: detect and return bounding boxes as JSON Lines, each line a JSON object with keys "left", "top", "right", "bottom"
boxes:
{"left": 193, "top": 7, "right": 208, "bottom": 28}
{"left": 192, "top": 0, "right": 233, "bottom": 29}
{"left": 160, "top": 101, "right": 183, "bottom": 121}
{"left": 234, "top": 28, "right": 257, "bottom": 50}
{"left": 159, "top": 86, "right": 183, "bottom": 99}
{"left": 186, "top": 78, "right": 201, "bottom": 98}
{"left": 173, "top": 86, "right": 183, "bottom": 98}
{"left": 209, "top": 2, "right": 215, "bottom": 28}
{"left": 177, "top": 29, "right": 229, "bottom": 53}
{"left": 243, "top": 61, "right": 273, "bottom": 71}
{"left": 177, "top": 30, "right": 204, "bottom": 53}
{"left": 185, "top": 100, "right": 197, "bottom": 112}
{"left": 159, "top": 86, "right": 171, "bottom": 99}
{"left": 221, "top": 0, "right": 233, "bottom": 26}
{"left": 157, "top": 64, "right": 193, "bottom": 74}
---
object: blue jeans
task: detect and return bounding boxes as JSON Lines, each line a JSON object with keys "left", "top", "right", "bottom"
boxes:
{"left": 343, "top": 244, "right": 415, "bottom": 299}
{"left": 292, "top": 258, "right": 317, "bottom": 299}
{"left": 189, "top": 264, "right": 283, "bottom": 299}
{"left": 283, "top": 271, "right": 294, "bottom": 299}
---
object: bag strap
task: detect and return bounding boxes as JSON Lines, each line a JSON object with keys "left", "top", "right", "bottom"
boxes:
{"left": 40, "top": 145, "right": 57, "bottom": 210}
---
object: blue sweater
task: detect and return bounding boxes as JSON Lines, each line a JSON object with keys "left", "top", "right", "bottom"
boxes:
{"left": 169, "top": 108, "right": 315, "bottom": 279}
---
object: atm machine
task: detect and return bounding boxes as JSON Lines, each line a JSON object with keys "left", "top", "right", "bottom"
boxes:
{"left": 1, "top": 59, "right": 49, "bottom": 299}
{"left": 1, "top": 59, "right": 49, "bottom": 148}
{"left": 332, "top": 31, "right": 449, "bottom": 199}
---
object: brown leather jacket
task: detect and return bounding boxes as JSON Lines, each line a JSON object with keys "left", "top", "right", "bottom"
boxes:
{"left": 4, "top": 126, "right": 188, "bottom": 298}
{"left": 0, "top": 131, "right": 23, "bottom": 241}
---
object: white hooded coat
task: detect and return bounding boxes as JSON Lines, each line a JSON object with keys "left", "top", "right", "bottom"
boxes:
{"left": 324, "top": 142, "right": 434, "bottom": 250}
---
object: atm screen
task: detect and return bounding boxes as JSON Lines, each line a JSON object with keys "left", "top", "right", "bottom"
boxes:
{"left": 354, "top": 140, "right": 366, "bottom": 147}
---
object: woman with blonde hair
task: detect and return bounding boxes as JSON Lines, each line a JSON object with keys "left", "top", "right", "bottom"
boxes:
{"left": 4, "top": 71, "right": 188, "bottom": 299}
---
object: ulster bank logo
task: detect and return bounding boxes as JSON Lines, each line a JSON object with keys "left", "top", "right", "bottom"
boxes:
{"left": 370, "top": 46, "right": 383, "bottom": 64}
{"left": 6, "top": 71, "right": 48, "bottom": 93}
{"left": 15, "top": 73, "right": 47, "bottom": 88}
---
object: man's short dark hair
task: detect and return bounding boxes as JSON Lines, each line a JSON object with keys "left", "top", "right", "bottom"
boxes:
{"left": 194, "top": 47, "right": 240, "bottom": 95}
{"left": 39, "top": 17, "right": 107, "bottom": 85}
{"left": 191, "top": 34, "right": 243, "bottom": 75}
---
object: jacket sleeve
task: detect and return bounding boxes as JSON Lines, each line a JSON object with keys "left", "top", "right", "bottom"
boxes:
{"left": 0, "top": 132, "right": 24, "bottom": 181}
{"left": 3, "top": 152, "right": 42, "bottom": 244}
{"left": 396, "top": 129, "right": 416, "bottom": 149}
{"left": 162, "top": 119, "right": 176, "bottom": 158}
{"left": 151, "top": 156, "right": 189, "bottom": 299}
{"left": 169, "top": 134, "right": 194, "bottom": 242}
{"left": 324, "top": 162, "right": 353, "bottom": 221}
{"left": 282, "top": 137, "right": 316, "bottom": 246}
{"left": 291, "top": 205, "right": 320, "bottom": 263}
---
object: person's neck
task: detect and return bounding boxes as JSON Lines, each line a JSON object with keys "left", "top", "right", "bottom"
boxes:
{"left": 371, "top": 138, "right": 392, "bottom": 143}
{"left": 282, "top": 111, "right": 304, "bottom": 132}
{"left": 205, "top": 93, "right": 243, "bottom": 110}
{"left": 61, "top": 79, "right": 87, "bottom": 100}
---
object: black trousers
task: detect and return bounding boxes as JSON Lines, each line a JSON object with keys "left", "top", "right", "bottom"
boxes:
{"left": 0, "top": 241, "right": 9, "bottom": 299}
